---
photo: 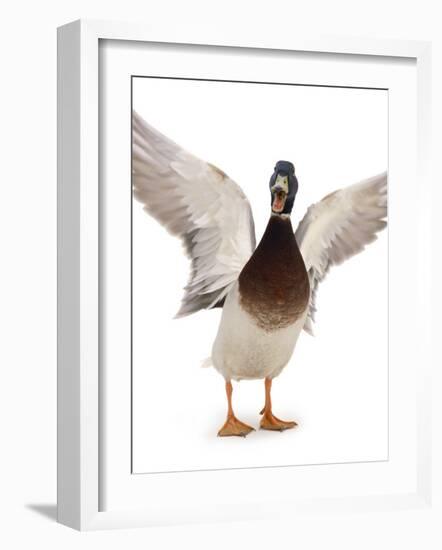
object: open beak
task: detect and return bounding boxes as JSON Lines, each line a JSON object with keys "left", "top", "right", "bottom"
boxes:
{"left": 272, "top": 187, "right": 287, "bottom": 213}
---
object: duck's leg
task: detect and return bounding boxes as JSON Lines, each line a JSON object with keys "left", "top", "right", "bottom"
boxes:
{"left": 218, "top": 381, "right": 255, "bottom": 437}
{"left": 260, "top": 377, "right": 297, "bottom": 431}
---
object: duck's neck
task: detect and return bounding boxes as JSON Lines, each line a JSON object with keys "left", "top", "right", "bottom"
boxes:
{"left": 260, "top": 213, "right": 294, "bottom": 245}
{"left": 270, "top": 212, "right": 291, "bottom": 221}
{"left": 247, "top": 213, "right": 297, "bottom": 262}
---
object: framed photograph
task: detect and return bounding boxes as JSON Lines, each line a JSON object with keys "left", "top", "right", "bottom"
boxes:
{"left": 57, "top": 19, "right": 434, "bottom": 531}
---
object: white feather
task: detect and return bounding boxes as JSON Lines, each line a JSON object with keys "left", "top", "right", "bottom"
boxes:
{"left": 212, "top": 283, "right": 307, "bottom": 381}
{"left": 132, "top": 111, "right": 256, "bottom": 316}
{"left": 295, "top": 172, "right": 388, "bottom": 334}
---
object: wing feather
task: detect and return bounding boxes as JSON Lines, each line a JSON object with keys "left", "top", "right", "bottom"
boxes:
{"left": 132, "top": 111, "right": 256, "bottom": 317}
{"left": 295, "top": 172, "right": 387, "bottom": 334}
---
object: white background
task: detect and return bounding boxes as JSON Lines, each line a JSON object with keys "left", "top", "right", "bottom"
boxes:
{"left": 1, "top": 1, "right": 441, "bottom": 549}
{"left": 132, "top": 77, "right": 388, "bottom": 472}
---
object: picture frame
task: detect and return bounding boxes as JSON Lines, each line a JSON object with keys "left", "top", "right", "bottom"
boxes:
{"left": 57, "top": 19, "right": 435, "bottom": 531}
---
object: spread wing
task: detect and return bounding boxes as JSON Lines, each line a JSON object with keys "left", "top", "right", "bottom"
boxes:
{"left": 295, "top": 172, "right": 387, "bottom": 334}
{"left": 132, "top": 111, "right": 256, "bottom": 317}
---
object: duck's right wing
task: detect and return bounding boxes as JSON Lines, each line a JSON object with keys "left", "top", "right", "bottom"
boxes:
{"left": 132, "top": 111, "right": 256, "bottom": 317}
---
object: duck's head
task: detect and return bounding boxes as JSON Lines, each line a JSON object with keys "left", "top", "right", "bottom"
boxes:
{"left": 269, "top": 160, "right": 298, "bottom": 215}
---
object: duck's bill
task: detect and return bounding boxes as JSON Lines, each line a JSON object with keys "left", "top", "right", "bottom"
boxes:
{"left": 272, "top": 191, "right": 286, "bottom": 213}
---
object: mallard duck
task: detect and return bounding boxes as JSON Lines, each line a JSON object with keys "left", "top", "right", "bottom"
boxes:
{"left": 132, "top": 111, "right": 387, "bottom": 437}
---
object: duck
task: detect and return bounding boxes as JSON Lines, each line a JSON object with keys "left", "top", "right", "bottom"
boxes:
{"left": 132, "top": 110, "right": 387, "bottom": 437}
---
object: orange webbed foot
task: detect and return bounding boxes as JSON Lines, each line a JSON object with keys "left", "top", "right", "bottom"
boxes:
{"left": 260, "top": 411, "right": 297, "bottom": 431}
{"left": 217, "top": 415, "right": 255, "bottom": 437}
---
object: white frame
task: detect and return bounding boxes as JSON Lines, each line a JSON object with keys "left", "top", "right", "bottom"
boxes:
{"left": 57, "top": 19, "right": 434, "bottom": 531}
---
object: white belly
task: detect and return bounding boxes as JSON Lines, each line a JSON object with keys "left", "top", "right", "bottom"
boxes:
{"left": 211, "top": 283, "right": 307, "bottom": 381}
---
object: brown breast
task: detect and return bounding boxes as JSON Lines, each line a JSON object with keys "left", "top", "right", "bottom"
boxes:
{"left": 238, "top": 215, "right": 310, "bottom": 331}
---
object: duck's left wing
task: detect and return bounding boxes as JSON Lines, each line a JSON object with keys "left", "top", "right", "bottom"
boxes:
{"left": 132, "top": 111, "right": 256, "bottom": 317}
{"left": 294, "top": 172, "right": 387, "bottom": 334}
